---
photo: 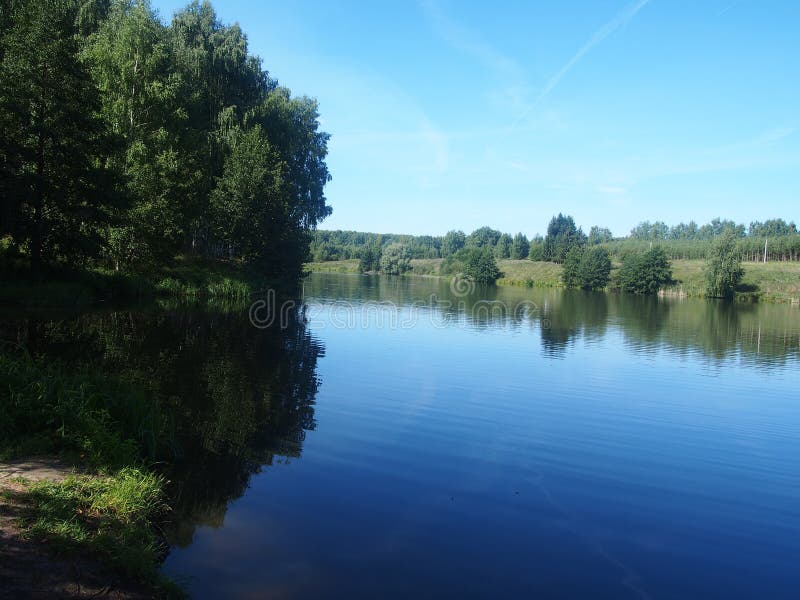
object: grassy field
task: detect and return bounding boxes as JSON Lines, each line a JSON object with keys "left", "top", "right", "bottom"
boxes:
{"left": 304, "top": 259, "right": 360, "bottom": 274}
{"left": 305, "top": 258, "right": 800, "bottom": 302}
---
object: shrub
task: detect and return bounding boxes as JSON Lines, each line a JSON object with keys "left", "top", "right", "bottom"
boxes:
{"left": 460, "top": 247, "right": 501, "bottom": 284}
{"left": 378, "top": 243, "right": 411, "bottom": 275}
{"left": 618, "top": 247, "right": 673, "bottom": 294}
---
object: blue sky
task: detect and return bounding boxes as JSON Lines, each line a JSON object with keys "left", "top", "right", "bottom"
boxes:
{"left": 152, "top": 0, "right": 799, "bottom": 237}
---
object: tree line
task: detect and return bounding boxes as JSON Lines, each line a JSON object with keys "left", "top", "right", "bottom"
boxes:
{"left": 313, "top": 215, "right": 800, "bottom": 265}
{"left": 0, "top": 0, "right": 331, "bottom": 280}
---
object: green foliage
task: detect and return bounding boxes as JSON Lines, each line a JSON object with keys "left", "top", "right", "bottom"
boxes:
{"left": 0, "top": 353, "right": 167, "bottom": 467}
{"left": 705, "top": 230, "right": 745, "bottom": 299}
{"left": 542, "top": 214, "right": 586, "bottom": 263}
{"left": 22, "top": 469, "right": 176, "bottom": 590}
{"left": 749, "top": 218, "right": 797, "bottom": 238}
{"left": 510, "top": 233, "right": 530, "bottom": 259}
{"left": 466, "top": 226, "right": 502, "bottom": 249}
{"left": 528, "top": 237, "right": 544, "bottom": 261}
{"left": 358, "top": 244, "right": 380, "bottom": 273}
{"left": 0, "top": 0, "right": 114, "bottom": 269}
{"left": 618, "top": 247, "right": 673, "bottom": 294}
{"left": 379, "top": 243, "right": 411, "bottom": 275}
{"left": 1, "top": 0, "right": 330, "bottom": 280}
{"left": 561, "top": 246, "right": 583, "bottom": 288}
{"left": 588, "top": 226, "right": 613, "bottom": 245}
{"left": 562, "top": 246, "right": 612, "bottom": 289}
{"left": 441, "top": 230, "right": 465, "bottom": 257}
{"left": 460, "top": 247, "right": 501, "bottom": 284}
{"left": 494, "top": 233, "right": 512, "bottom": 259}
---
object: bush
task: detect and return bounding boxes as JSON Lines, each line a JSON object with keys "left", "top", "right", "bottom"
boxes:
{"left": 618, "top": 247, "right": 673, "bottom": 294}
{"left": 378, "top": 243, "right": 411, "bottom": 275}
{"left": 563, "top": 246, "right": 612, "bottom": 289}
{"left": 460, "top": 247, "right": 501, "bottom": 284}
{"left": 705, "top": 231, "right": 744, "bottom": 299}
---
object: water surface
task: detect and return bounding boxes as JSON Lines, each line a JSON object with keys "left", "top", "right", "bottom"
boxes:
{"left": 4, "top": 273, "right": 799, "bottom": 599}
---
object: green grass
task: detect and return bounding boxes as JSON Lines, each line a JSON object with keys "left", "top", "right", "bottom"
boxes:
{"left": 20, "top": 469, "right": 179, "bottom": 591}
{"left": 0, "top": 353, "right": 182, "bottom": 596}
{"left": 667, "top": 260, "right": 800, "bottom": 302}
{"left": 496, "top": 260, "right": 564, "bottom": 287}
{"left": 304, "top": 258, "right": 360, "bottom": 273}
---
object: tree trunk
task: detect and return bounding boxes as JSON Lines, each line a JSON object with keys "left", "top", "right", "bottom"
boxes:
{"left": 31, "top": 121, "right": 45, "bottom": 276}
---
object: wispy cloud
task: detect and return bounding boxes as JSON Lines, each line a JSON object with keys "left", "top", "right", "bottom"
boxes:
{"left": 418, "top": 0, "right": 523, "bottom": 80}
{"left": 512, "top": 0, "right": 651, "bottom": 127}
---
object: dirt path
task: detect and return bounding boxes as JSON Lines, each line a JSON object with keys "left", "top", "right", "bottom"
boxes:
{"left": 0, "top": 458, "right": 154, "bottom": 599}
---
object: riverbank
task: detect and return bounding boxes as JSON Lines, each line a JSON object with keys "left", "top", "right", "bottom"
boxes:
{"left": 0, "top": 354, "right": 184, "bottom": 598}
{"left": 0, "top": 256, "right": 277, "bottom": 308}
{"left": 305, "top": 258, "right": 800, "bottom": 303}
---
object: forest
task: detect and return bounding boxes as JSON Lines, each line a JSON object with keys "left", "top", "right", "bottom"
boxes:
{"left": 1, "top": 0, "right": 331, "bottom": 284}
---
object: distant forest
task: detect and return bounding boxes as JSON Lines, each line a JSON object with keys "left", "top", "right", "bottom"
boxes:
{"left": 1, "top": 0, "right": 330, "bottom": 280}
{"left": 311, "top": 217, "right": 800, "bottom": 264}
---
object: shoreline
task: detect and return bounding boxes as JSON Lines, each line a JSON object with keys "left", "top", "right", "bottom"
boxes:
{"left": 304, "top": 258, "right": 800, "bottom": 304}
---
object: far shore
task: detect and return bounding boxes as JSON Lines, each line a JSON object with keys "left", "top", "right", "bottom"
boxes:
{"left": 305, "top": 258, "right": 800, "bottom": 304}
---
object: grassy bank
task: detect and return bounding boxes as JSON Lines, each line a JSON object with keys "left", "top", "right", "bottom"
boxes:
{"left": 0, "top": 256, "right": 274, "bottom": 308}
{"left": 0, "top": 353, "right": 182, "bottom": 597}
{"left": 305, "top": 258, "right": 800, "bottom": 302}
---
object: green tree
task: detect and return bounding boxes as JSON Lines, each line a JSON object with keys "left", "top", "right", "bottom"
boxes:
{"left": 510, "top": 233, "right": 529, "bottom": 259}
{"left": 85, "top": 0, "right": 200, "bottom": 267}
{"left": 379, "top": 243, "right": 411, "bottom": 275}
{"left": 542, "top": 214, "right": 586, "bottom": 263}
{"left": 0, "top": 0, "right": 114, "bottom": 270}
{"left": 495, "top": 233, "right": 512, "bottom": 259}
{"left": 578, "top": 246, "right": 612, "bottom": 289}
{"left": 210, "top": 126, "right": 292, "bottom": 273}
{"left": 705, "top": 230, "right": 744, "bottom": 299}
{"left": 441, "top": 230, "right": 465, "bottom": 256}
{"left": 588, "top": 226, "right": 613, "bottom": 245}
{"left": 562, "top": 246, "right": 612, "bottom": 289}
{"left": 465, "top": 226, "right": 502, "bottom": 249}
{"left": 358, "top": 243, "right": 380, "bottom": 273}
{"left": 461, "top": 247, "right": 501, "bottom": 284}
{"left": 561, "top": 246, "right": 583, "bottom": 288}
{"left": 618, "top": 247, "right": 673, "bottom": 294}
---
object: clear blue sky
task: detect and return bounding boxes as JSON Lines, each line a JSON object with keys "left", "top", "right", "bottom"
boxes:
{"left": 151, "top": 0, "right": 799, "bottom": 237}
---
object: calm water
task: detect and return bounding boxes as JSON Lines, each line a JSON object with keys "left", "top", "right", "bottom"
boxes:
{"left": 3, "top": 273, "right": 799, "bottom": 599}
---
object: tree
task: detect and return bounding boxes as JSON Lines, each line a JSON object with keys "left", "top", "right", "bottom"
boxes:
{"left": 461, "top": 247, "right": 501, "bottom": 284}
{"left": 358, "top": 243, "right": 380, "bottom": 273}
{"left": 749, "top": 219, "right": 797, "bottom": 238}
{"left": 562, "top": 246, "right": 612, "bottom": 289}
{"left": 441, "top": 230, "right": 465, "bottom": 257}
{"left": 379, "top": 243, "right": 411, "bottom": 275}
{"left": 465, "top": 226, "right": 502, "bottom": 249}
{"left": 542, "top": 214, "right": 586, "bottom": 263}
{"left": 705, "top": 230, "right": 744, "bottom": 299}
{"left": 0, "top": 0, "right": 114, "bottom": 270}
{"left": 562, "top": 246, "right": 583, "bottom": 288}
{"left": 588, "top": 226, "right": 613, "bottom": 245}
{"left": 85, "top": 0, "right": 200, "bottom": 267}
{"left": 210, "top": 126, "right": 293, "bottom": 273}
{"left": 528, "top": 235, "right": 544, "bottom": 261}
{"left": 510, "top": 233, "right": 529, "bottom": 259}
{"left": 618, "top": 247, "right": 673, "bottom": 294}
{"left": 495, "top": 233, "right": 512, "bottom": 259}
